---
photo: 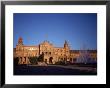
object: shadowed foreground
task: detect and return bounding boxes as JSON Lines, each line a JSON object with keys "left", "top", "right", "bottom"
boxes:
{"left": 14, "top": 65, "right": 97, "bottom": 75}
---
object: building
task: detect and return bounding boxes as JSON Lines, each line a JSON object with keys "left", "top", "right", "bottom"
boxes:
{"left": 14, "top": 37, "right": 97, "bottom": 64}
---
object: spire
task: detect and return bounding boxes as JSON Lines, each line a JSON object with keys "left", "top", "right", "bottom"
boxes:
{"left": 18, "top": 37, "right": 23, "bottom": 45}
{"left": 64, "top": 40, "right": 68, "bottom": 48}
{"left": 65, "top": 40, "right": 68, "bottom": 45}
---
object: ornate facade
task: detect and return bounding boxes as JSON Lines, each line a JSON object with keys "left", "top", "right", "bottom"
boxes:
{"left": 14, "top": 37, "right": 97, "bottom": 64}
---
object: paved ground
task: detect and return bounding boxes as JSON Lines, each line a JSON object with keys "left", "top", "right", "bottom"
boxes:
{"left": 14, "top": 65, "right": 97, "bottom": 75}
{"left": 29, "top": 65, "right": 96, "bottom": 72}
{"left": 0, "top": 64, "right": 1, "bottom": 83}
{"left": 52, "top": 65, "right": 96, "bottom": 72}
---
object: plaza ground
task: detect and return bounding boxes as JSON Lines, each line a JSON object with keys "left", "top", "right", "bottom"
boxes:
{"left": 14, "top": 65, "right": 97, "bottom": 75}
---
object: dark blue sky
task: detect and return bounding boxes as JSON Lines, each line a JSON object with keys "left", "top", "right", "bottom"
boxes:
{"left": 14, "top": 13, "right": 97, "bottom": 50}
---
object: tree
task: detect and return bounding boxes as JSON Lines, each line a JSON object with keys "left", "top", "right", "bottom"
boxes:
{"left": 14, "top": 57, "right": 19, "bottom": 65}
{"left": 37, "top": 53, "right": 44, "bottom": 62}
{"left": 29, "top": 56, "right": 38, "bottom": 64}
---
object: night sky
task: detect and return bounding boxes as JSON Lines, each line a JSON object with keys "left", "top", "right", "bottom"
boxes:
{"left": 14, "top": 13, "right": 97, "bottom": 50}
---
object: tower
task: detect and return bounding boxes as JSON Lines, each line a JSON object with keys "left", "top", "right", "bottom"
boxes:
{"left": 16, "top": 37, "right": 24, "bottom": 52}
{"left": 64, "top": 40, "right": 69, "bottom": 49}
{"left": 16, "top": 37, "right": 29, "bottom": 64}
{"left": 64, "top": 40, "right": 70, "bottom": 59}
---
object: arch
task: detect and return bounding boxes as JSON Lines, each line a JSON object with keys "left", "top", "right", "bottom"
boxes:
{"left": 44, "top": 59, "right": 47, "bottom": 64}
{"left": 49, "top": 57, "right": 53, "bottom": 64}
{"left": 70, "top": 58, "right": 72, "bottom": 62}
{"left": 24, "top": 57, "right": 26, "bottom": 62}
{"left": 73, "top": 58, "right": 77, "bottom": 62}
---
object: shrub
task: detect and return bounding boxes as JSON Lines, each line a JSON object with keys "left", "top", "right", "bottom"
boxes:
{"left": 55, "top": 61, "right": 65, "bottom": 65}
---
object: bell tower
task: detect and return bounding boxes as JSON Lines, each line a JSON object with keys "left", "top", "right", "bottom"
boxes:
{"left": 16, "top": 37, "right": 25, "bottom": 64}
{"left": 18, "top": 37, "right": 23, "bottom": 45}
